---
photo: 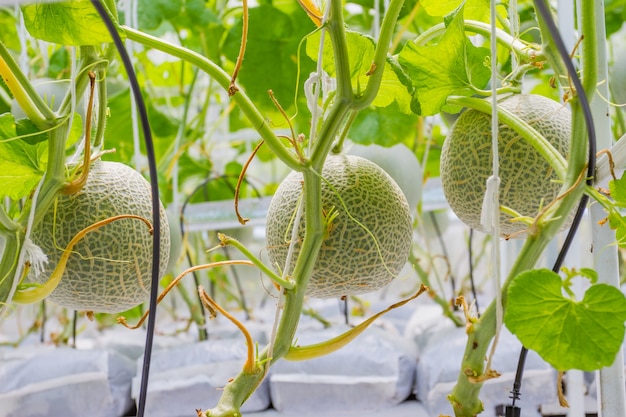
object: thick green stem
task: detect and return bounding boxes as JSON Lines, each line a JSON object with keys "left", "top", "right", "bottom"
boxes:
{"left": 353, "top": 0, "right": 406, "bottom": 110}
{"left": 121, "top": 26, "right": 302, "bottom": 173}
{"left": 206, "top": 168, "right": 324, "bottom": 417}
{"left": 448, "top": 1, "right": 595, "bottom": 414}
{"left": 201, "top": 1, "right": 408, "bottom": 415}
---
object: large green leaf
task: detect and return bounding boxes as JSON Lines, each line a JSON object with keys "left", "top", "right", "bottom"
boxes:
{"left": 0, "top": 114, "right": 46, "bottom": 200}
{"left": 349, "top": 102, "right": 419, "bottom": 146}
{"left": 21, "top": 1, "right": 113, "bottom": 46}
{"left": 505, "top": 268, "right": 626, "bottom": 371}
{"left": 397, "top": 8, "right": 491, "bottom": 115}
{"left": 137, "top": 0, "right": 183, "bottom": 30}
{"left": 222, "top": 4, "right": 316, "bottom": 116}
{"left": 306, "top": 30, "right": 415, "bottom": 113}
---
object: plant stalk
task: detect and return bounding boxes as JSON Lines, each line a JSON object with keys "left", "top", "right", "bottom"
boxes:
{"left": 201, "top": 1, "right": 408, "bottom": 414}
{"left": 447, "top": 0, "right": 594, "bottom": 414}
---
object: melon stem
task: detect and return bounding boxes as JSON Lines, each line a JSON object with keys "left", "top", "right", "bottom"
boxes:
{"left": 216, "top": 233, "right": 295, "bottom": 290}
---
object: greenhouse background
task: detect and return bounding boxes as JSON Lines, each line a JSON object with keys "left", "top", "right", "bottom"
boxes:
{"left": 1, "top": 0, "right": 626, "bottom": 416}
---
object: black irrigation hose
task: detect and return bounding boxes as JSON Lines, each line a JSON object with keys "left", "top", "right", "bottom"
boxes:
{"left": 90, "top": 2, "right": 162, "bottom": 417}
{"left": 507, "top": 1, "right": 597, "bottom": 413}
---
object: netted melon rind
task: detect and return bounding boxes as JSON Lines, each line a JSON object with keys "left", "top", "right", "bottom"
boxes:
{"left": 28, "top": 161, "right": 170, "bottom": 313}
{"left": 440, "top": 94, "right": 571, "bottom": 236}
{"left": 265, "top": 155, "right": 413, "bottom": 298}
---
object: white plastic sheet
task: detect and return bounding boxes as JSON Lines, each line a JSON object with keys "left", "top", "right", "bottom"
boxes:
{"left": 131, "top": 339, "right": 271, "bottom": 416}
{"left": 0, "top": 346, "right": 135, "bottom": 417}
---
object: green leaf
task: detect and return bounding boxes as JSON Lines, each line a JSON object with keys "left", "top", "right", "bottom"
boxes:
{"left": 579, "top": 268, "right": 598, "bottom": 284}
{"left": 608, "top": 212, "right": 626, "bottom": 248}
{"left": 609, "top": 173, "right": 626, "bottom": 206}
{"left": 306, "top": 30, "right": 415, "bottom": 113}
{"left": 420, "top": 0, "right": 463, "bottom": 16}
{"left": 505, "top": 268, "right": 626, "bottom": 371}
{"left": 398, "top": 8, "right": 491, "bottom": 115}
{"left": 0, "top": 114, "right": 46, "bottom": 200}
{"left": 421, "top": 0, "right": 507, "bottom": 26}
{"left": 21, "top": 1, "right": 114, "bottom": 46}
{"left": 137, "top": 0, "right": 182, "bottom": 30}
{"left": 0, "top": 8, "right": 21, "bottom": 52}
{"left": 350, "top": 101, "right": 420, "bottom": 146}
{"left": 47, "top": 48, "right": 71, "bottom": 79}
{"left": 103, "top": 88, "right": 178, "bottom": 166}
{"left": 222, "top": 4, "right": 316, "bottom": 116}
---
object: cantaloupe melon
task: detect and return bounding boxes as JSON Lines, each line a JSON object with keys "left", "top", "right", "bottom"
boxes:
{"left": 440, "top": 94, "right": 571, "bottom": 236}
{"left": 28, "top": 160, "right": 170, "bottom": 313}
{"left": 265, "top": 155, "right": 413, "bottom": 298}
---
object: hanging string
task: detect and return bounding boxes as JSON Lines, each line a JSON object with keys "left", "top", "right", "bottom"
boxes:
{"left": 306, "top": 0, "right": 332, "bottom": 152}
{"left": 482, "top": 0, "right": 504, "bottom": 373}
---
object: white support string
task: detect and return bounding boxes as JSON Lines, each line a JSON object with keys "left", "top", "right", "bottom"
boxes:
{"left": 483, "top": 0, "right": 503, "bottom": 372}
{"left": 305, "top": 1, "right": 332, "bottom": 152}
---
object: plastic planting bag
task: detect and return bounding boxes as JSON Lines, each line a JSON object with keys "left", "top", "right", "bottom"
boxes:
{"left": 411, "top": 322, "right": 557, "bottom": 417}
{"left": 131, "top": 339, "right": 271, "bottom": 416}
{"left": 269, "top": 325, "right": 417, "bottom": 414}
{"left": 0, "top": 346, "right": 135, "bottom": 417}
